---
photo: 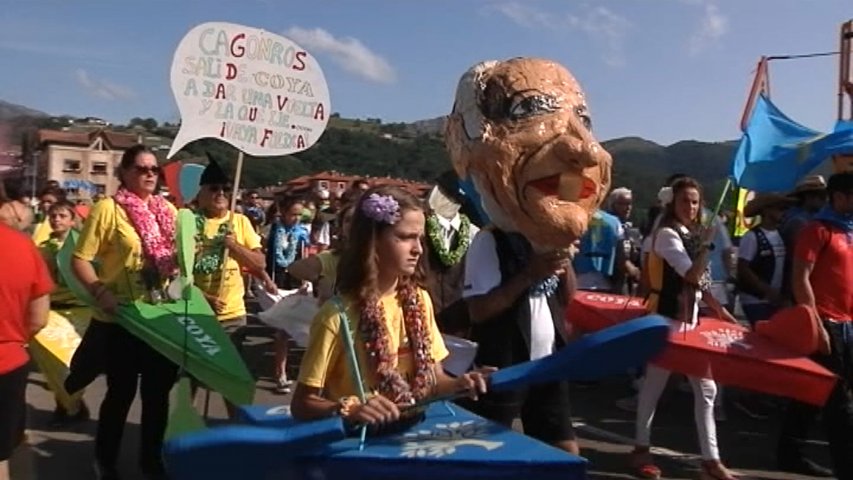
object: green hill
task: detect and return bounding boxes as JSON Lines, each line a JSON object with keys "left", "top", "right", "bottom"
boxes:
{"left": 2, "top": 103, "right": 740, "bottom": 218}
{"left": 172, "top": 125, "right": 738, "bottom": 218}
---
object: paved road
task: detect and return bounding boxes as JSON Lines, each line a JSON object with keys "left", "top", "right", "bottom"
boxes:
{"left": 11, "top": 323, "right": 834, "bottom": 479}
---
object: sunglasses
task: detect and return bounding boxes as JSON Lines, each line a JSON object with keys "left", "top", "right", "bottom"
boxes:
{"left": 133, "top": 165, "right": 161, "bottom": 175}
{"left": 206, "top": 184, "right": 232, "bottom": 193}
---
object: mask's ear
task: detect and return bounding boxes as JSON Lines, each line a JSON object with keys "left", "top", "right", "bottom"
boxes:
{"left": 445, "top": 60, "right": 499, "bottom": 182}
{"left": 445, "top": 111, "right": 470, "bottom": 180}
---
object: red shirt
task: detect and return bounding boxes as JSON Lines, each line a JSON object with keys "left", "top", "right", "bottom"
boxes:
{"left": 0, "top": 224, "right": 54, "bottom": 374}
{"left": 794, "top": 221, "right": 853, "bottom": 321}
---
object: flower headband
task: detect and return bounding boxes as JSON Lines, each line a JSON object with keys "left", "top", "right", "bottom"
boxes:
{"left": 361, "top": 193, "right": 401, "bottom": 225}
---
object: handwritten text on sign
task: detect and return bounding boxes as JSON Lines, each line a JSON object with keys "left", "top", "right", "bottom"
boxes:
{"left": 168, "top": 23, "right": 330, "bottom": 158}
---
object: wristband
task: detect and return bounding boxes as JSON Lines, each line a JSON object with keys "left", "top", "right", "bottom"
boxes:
{"left": 338, "top": 395, "right": 361, "bottom": 417}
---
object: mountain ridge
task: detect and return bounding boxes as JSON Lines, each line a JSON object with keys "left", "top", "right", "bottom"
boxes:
{"left": 1, "top": 99, "right": 740, "bottom": 210}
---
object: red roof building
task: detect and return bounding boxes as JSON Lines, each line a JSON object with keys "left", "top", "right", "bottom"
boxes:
{"left": 32, "top": 128, "right": 140, "bottom": 200}
{"left": 276, "top": 170, "right": 431, "bottom": 199}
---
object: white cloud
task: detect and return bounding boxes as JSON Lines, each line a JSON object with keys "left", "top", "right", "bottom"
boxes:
{"left": 492, "top": 2, "right": 571, "bottom": 31}
{"left": 491, "top": 2, "right": 630, "bottom": 68}
{"left": 687, "top": 2, "right": 728, "bottom": 56}
{"left": 74, "top": 69, "right": 136, "bottom": 101}
{"left": 284, "top": 27, "right": 396, "bottom": 84}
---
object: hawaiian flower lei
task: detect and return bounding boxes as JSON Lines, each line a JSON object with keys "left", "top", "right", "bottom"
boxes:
{"left": 361, "top": 193, "right": 401, "bottom": 225}
{"left": 425, "top": 213, "right": 471, "bottom": 267}
{"left": 114, "top": 188, "right": 177, "bottom": 279}
{"left": 359, "top": 282, "right": 435, "bottom": 404}
{"left": 273, "top": 223, "right": 300, "bottom": 268}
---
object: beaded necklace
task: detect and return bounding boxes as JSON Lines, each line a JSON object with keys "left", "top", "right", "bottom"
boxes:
{"left": 358, "top": 282, "right": 435, "bottom": 404}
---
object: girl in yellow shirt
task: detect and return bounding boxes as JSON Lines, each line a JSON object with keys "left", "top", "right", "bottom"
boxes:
{"left": 291, "top": 186, "right": 492, "bottom": 430}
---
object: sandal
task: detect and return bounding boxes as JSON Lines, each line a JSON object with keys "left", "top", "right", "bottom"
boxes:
{"left": 699, "top": 460, "right": 737, "bottom": 480}
{"left": 629, "top": 447, "right": 662, "bottom": 479}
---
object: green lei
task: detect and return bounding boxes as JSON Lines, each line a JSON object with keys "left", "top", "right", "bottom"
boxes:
{"left": 194, "top": 214, "right": 229, "bottom": 275}
{"left": 426, "top": 213, "right": 471, "bottom": 267}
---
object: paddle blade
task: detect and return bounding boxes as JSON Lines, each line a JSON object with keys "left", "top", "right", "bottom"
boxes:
{"left": 117, "top": 287, "right": 255, "bottom": 405}
{"left": 166, "top": 377, "right": 206, "bottom": 440}
{"left": 163, "top": 417, "right": 345, "bottom": 479}
{"left": 755, "top": 305, "right": 819, "bottom": 356}
{"left": 176, "top": 209, "right": 197, "bottom": 280}
{"left": 489, "top": 315, "right": 670, "bottom": 392}
{"left": 56, "top": 230, "right": 98, "bottom": 308}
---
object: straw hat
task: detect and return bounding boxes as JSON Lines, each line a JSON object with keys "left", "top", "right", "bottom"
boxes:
{"left": 789, "top": 175, "right": 827, "bottom": 196}
{"left": 744, "top": 193, "right": 796, "bottom": 217}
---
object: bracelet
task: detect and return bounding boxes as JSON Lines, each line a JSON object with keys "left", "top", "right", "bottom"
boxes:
{"left": 338, "top": 395, "right": 361, "bottom": 417}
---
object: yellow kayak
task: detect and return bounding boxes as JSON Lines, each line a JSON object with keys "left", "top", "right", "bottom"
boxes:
{"left": 29, "top": 306, "right": 91, "bottom": 414}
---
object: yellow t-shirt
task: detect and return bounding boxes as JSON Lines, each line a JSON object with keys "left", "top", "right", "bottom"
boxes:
{"left": 298, "top": 287, "right": 449, "bottom": 401}
{"left": 194, "top": 213, "right": 261, "bottom": 321}
{"left": 73, "top": 198, "right": 177, "bottom": 322}
{"left": 38, "top": 235, "right": 81, "bottom": 306}
{"left": 32, "top": 218, "right": 52, "bottom": 246}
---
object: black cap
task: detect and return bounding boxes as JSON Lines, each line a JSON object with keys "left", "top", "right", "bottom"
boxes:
{"left": 433, "top": 169, "right": 467, "bottom": 205}
{"left": 199, "top": 153, "right": 230, "bottom": 186}
{"left": 827, "top": 172, "right": 853, "bottom": 194}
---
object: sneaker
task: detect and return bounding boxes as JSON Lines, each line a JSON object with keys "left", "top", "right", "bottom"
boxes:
{"left": 94, "top": 462, "right": 121, "bottom": 480}
{"left": 615, "top": 395, "right": 638, "bottom": 413}
{"left": 276, "top": 377, "right": 293, "bottom": 394}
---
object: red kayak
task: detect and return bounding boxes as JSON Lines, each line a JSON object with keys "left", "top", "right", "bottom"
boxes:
{"left": 567, "top": 291, "right": 836, "bottom": 406}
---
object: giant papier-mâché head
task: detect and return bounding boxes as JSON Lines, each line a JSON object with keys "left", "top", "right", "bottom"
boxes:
{"left": 446, "top": 57, "right": 612, "bottom": 250}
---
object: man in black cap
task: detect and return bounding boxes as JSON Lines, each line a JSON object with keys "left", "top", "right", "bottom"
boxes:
{"left": 194, "top": 156, "right": 272, "bottom": 355}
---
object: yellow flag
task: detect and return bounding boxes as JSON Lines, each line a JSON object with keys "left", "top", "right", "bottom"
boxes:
{"left": 29, "top": 307, "right": 91, "bottom": 413}
{"left": 733, "top": 188, "right": 758, "bottom": 238}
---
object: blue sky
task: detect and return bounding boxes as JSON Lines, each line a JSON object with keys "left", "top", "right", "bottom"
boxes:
{"left": 0, "top": 0, "right": 849, "bottom": 145}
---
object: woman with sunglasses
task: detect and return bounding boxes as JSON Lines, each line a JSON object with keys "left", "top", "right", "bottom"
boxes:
{"left": 70, "top": 144, "right": 178, "bottom": 480}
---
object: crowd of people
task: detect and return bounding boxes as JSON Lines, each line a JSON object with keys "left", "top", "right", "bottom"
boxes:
{"left": 573, "top": 172, "right": 852, "bottom": 479}
{"left": 0, "top": 143, "right": 851, "bottom": 480}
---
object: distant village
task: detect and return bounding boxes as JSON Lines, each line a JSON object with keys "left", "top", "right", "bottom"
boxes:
{"left": 0, "top": 114, "right": 434, "bottom": 204}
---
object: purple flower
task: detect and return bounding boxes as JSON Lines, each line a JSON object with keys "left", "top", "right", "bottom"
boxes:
{"left": 361, "top": 193, "right": 401, "bottom": 224}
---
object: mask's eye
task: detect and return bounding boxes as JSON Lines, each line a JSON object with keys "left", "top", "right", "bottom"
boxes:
{"left": 575, "top": 106, "right": 592, "bottom": 131}
{"left": 508, "top": 94, "right": 559, "bottom": 120}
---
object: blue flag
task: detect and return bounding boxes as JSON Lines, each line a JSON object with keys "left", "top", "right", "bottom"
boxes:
{"left": 731, "top": 95, "right": 853, "bottom": 192}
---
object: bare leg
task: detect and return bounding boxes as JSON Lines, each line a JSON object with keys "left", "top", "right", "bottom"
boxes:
{"left": 274, "top": 332, "right": 292, "bottom": 393}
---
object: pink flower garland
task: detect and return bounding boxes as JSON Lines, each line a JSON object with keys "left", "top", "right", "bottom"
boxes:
{"left": 359, "top": 281, "right": 435, "bottom": 404}
{"left": 114, "top": 188, "right": 177, "bottom": 279}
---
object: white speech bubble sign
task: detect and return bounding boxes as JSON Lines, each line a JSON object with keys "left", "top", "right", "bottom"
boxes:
{"left": 167, "top": 22, "right": 331, "bottom": 159}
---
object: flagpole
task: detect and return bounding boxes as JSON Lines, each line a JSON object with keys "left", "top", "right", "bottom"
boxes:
{"left": 216, "top": 150, "right": 244, "bottom": 299}
{"left": 707, "top": 178, "right": 732, "bottom": 228}
{"left": 229, "top": 151, "right": 244, "bottom": 213}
